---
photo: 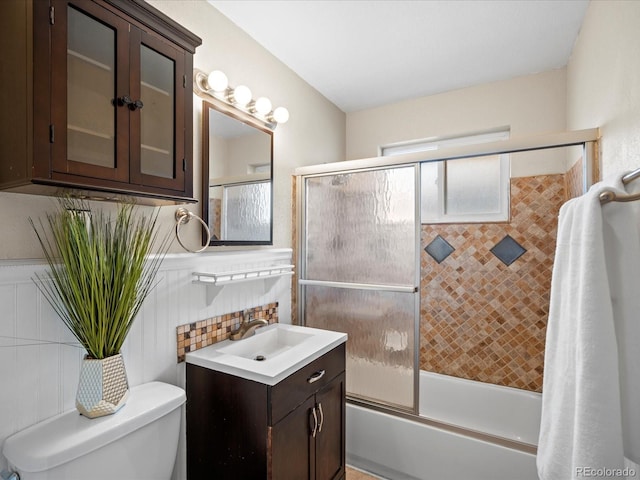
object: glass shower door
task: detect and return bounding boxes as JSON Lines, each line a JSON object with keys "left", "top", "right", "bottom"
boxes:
{"left": 300, "top": 165, "right": 419, "bottom": 411}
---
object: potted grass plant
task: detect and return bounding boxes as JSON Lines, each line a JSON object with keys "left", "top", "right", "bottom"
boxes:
{"left": 30, "top": 198, "right": 170, "bottom": 418}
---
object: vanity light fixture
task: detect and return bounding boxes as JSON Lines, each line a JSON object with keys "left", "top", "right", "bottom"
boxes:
{"left": 206, "top": 70, "right": 228, "bottom": 92}
{"left": 269, "top": 106, "right": 290, "bottom": 124}
{"left": 193, "top": 68, "right": 289, "bottom": 129}
{"left": 249, "top": 97, "right": 272, "bottom": 115}
{"left": 226, "top": 84, "right": 252, "bottom": 107}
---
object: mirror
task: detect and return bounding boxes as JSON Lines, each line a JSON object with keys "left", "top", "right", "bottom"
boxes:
{"left": 201, "top": 99, "right": 273, "bottom": 245}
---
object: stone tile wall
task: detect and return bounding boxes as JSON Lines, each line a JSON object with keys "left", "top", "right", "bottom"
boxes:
{"left": 420, "top": 175, "right": 566, "bottom": 392}
{"left": 565, "top": 157, "right": 584, "bottom": 201}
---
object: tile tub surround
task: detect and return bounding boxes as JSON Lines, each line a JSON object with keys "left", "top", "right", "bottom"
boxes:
{"left": 565, "top": 156, "right": 584, "bottom": 201}
{"left": 176, "top": 303, "right": 279, "bottom": 362}
{"left": 421, "top": 174, "right": 566, "bottom": 392}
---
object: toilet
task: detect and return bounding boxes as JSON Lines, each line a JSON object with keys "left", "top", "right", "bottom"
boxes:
{"left": 2, "top": 381, "right": 185, "bottom": 480}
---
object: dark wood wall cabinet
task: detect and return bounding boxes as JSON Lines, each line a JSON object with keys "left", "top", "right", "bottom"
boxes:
{"left": 0, "top": 0, "right": 201, "bottom": 204}
{"left": 186, "top": 343, "right": 346, "bottom": 480}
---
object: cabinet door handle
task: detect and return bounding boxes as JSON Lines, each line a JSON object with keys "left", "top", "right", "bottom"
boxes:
{"left": 307, "top": 369, "right": 325, "bottom": 384}
{"left": 317, "top": 402, "right": 324, "bottom": 434}
{"left": 310, "top": 406, "right": 319, "bottom": 438}
{"left": 114, "top": 96, "right": 144, "bottom": 111}
{"left": 130, "top": 99, "right": 144, "bottom": 111}
{"left": 115, "top": 95, "right": 133, "bottom": 107}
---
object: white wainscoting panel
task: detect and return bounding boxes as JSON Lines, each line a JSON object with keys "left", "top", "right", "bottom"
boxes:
{"left": 0, "top": 249, "right": 293, "bottom": 480}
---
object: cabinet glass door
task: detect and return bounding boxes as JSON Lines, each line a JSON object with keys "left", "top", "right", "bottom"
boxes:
{"left": 132, "top": 32, "right": 185, "bottom": 191}
{"left": 67, "top": 6, "right": 114, "bottom": 168}
{"left": 52, "top": 1, "right": 130, "bottom": 182}
{"left": 140, "top": 44, "right": 174, "bottom": 178}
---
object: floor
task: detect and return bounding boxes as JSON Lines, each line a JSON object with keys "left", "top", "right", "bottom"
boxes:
{"left": 346, "top": 466, "right": 384, "bottom": 480}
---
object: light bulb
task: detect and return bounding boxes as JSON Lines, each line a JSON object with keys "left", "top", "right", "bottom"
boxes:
{"left": 272, "top": 106, "right": 289, "bottom": 124}
{"left": 254, "top": 97, "right": 272, "bottom": 115}
{"left": 207, "top": 70, "right": 228, "bottom": 92}
{"left": 232, "top": 85, "right": 252, "bottom": 106}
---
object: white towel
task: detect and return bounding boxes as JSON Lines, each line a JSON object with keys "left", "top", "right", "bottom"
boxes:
{"left": 537, "top": 174, "right": 640, "bottom": 480}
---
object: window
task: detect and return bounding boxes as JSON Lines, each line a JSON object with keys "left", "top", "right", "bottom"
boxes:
{"left": 420, "top": 155, "right": 509, "bottom": 223}
{"left": 381, "top": 130, "right": 510, "bottom": 223}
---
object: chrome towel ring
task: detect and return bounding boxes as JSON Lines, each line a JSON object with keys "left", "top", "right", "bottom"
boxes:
{"left": 174, "top": 208, "right": 211, "bottom": 253}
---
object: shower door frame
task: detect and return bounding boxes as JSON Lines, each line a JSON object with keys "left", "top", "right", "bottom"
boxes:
{"left": 297, "top": 163, "right": 422, "bottom": 414}
{"left": 295, "top": 128, "right": 599, "bottom": 420}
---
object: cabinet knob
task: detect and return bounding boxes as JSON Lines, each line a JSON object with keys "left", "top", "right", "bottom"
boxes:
{"left": 115, "top": 95, "right": 133, "bottom": 107}
{"left": 114, "top": 96, "right": 144, "bottom": 111}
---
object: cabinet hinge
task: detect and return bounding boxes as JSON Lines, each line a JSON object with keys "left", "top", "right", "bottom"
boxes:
{"left": 49, "top": 125, "right": 55, "bottom": 143}
{"left": 182, "top": 159, "right": 186, "bottom": 171}
{"left": 183, "top": 75, "right": 187, "bottom": 88}
{"left": 49, "top": 6, "right": 54, "bottom": 25}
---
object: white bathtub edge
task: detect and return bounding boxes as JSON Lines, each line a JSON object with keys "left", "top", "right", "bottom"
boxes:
{"left": 418, "top": 371, "right": 541, "bottom": 446}
{"left": 347, "top": 403, "right": 538, "bottom": 480}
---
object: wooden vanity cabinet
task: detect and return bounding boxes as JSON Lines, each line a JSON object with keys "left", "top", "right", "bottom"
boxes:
{"left": 186, "top": 343, "right": 346, "bottom": 480}
{"left": 0, "top": 0, "right": 201, "bottom": 204}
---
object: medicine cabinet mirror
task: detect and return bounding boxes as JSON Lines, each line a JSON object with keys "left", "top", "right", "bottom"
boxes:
{"left": 201, "top": 100, "right": 273, "bottom": 245}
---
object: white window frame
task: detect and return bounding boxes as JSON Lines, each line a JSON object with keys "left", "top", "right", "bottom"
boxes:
{"left": 420, "top": 155, "right": 510, "bottom": 223}
{"left": 381, "top": 129, "right": 510, "bottom": 224}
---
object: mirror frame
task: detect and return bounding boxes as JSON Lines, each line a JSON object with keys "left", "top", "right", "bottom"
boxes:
{"left": 201, "top": 98, "right": 274, "bottom": 246}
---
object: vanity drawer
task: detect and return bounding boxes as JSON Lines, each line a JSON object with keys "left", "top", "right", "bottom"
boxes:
{"left": 270, "top": 342, "right": 345, "bottom": 425}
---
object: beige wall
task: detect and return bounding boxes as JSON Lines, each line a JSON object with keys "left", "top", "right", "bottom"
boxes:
{"left": 156, "top": 0, "right": 346, "bottom": 251}
{"left": 0, "top": 0, "right": 345, "bottom": 259}
{"left": 567, "top": 0, "right": 640, "bottom": 178}
{"left": 7, "top": 0, "right": 639, "bottom": 259}
{"left": 346, "top": 69, "right": 568, "bottom": 178}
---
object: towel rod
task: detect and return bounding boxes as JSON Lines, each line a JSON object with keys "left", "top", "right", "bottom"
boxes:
{"left": 599, "top": 167, "right": 640, "bottom": 204}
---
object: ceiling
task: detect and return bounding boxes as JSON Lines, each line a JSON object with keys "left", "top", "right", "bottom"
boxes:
{"left": 208, "top": 0, "right": 589, "bottom": 113}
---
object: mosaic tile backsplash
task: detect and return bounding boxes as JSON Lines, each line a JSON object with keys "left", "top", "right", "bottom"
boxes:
{"left": 176, "top": 302, "right": 278, "bottom": 362}
{"left": 421, "top": 175, "right": 566, "bottom": 392}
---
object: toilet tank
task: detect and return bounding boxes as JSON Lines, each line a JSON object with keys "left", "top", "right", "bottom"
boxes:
{"left": 2, "top": 382, "right": 186, "bottom": 480}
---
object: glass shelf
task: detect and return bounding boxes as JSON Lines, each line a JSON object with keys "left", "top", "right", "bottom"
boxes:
{"left": 67, "top": 48, "right": 112, "bottom": 71}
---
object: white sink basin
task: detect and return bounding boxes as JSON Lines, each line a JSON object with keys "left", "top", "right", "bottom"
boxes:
{"left": 217, "top": 326, "right": 314, "bottom": 360}
{"left": 186, "top": 323, "right": 347, "bottom": 385}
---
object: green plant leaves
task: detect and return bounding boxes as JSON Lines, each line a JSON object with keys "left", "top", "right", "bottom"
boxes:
{"left": 30, "top": 199, "right": 171, "bottom": 359}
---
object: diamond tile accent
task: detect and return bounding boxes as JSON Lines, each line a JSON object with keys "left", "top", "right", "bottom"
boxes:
{"left": 490, "top": 234, "right": 527, "bottom": 266}
{"left": 425, "top": 235, "right": 455, "bottom": 263}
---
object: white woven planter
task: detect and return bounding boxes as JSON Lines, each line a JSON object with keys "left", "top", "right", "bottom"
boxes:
{"left": 76, "top": 353, "right": 129, "bottom": 419}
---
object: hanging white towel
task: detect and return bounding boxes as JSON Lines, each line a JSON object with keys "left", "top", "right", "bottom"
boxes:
{"left": 537, "top": 174, "right": 640, "bottom": 480}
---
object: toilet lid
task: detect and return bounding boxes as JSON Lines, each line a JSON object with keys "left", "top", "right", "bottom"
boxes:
{"left": 2, "top": 382, "right": 185, "bottom": 473}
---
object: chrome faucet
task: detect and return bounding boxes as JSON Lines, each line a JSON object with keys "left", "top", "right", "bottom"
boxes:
{"left": 229, "top": 310, "right": 268, "bottom": 341}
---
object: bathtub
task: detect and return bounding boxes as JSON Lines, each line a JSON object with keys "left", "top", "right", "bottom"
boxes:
{"left": 346, "top": 371, "right": 541, "bottom": 480}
